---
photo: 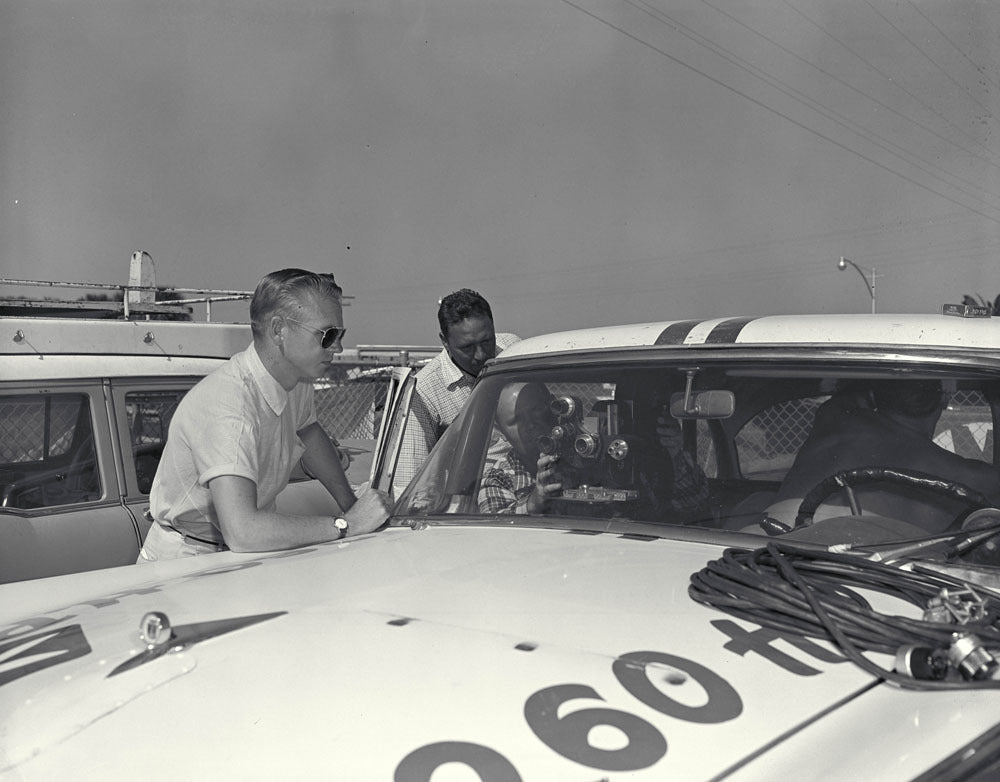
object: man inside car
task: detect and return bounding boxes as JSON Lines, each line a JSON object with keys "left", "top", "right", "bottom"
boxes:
{"left": 765, "top": 379, "right": 1000, "bottom": 532}
{"left": 479, "top": 381, "right": 709, "bottom": 517}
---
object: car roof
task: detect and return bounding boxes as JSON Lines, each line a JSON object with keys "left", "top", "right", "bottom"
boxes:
{"left": 3, "top": 355, "right": 236, "bottom": 382}
{"left": 497, "top": 313, "right": 1000, "bottom": 360}
{"left": 1, "top": 317, "right": 254, "bottom": 382}
{"left": 2, "top": 316, "right": 253, "bottom": 359}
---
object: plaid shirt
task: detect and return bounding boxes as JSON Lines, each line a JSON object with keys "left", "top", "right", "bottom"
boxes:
{"left": 477, "top": 450, "right": 540, "bottom": 514}
{"left": 478, "top": 446, "right": 710, "bottom": 517}
{"left": 394, "top": 332, "right": 520, "bottom": 492}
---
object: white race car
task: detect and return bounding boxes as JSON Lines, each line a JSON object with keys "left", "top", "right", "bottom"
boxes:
{"left": 3, "top": 310, "right": 1000, "bottom": 780}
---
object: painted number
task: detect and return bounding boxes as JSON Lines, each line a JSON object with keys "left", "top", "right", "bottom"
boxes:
{"left": 394, "top": 741, "right": 522, "bottom": 782}
{"left": 395, "top": 650, "right": 742, "bottom": 777}
{"left": 524, "top": 683, "right": 668, "bottom": 771}
{"left": 613, "top": 650, "right": 742, "bottom": 723}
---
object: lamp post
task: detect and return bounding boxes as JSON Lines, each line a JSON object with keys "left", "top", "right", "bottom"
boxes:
{"left": 837, "top": 257, "right": 877, "bottom": 313}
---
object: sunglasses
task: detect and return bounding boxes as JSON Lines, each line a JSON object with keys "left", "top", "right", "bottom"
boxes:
{"left": 285, "top": 317, "right": 346, "bottom": 349}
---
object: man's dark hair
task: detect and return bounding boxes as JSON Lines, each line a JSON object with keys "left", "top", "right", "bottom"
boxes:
{"left": 872, "top": 379, "right": 945, "bottom": 418}
{"left": 437, "top": 288, "right": 493, "bottom": 337}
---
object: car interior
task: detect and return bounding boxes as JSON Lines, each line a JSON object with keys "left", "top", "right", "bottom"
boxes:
{"left": 398, "top": 363, "right": 999, "bottom": 548}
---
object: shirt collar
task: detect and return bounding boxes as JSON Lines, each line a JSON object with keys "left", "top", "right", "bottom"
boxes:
{"left": 439, "top": 332, "right": 520, "bottom": 388}
{"left": 440, "top": 347, "right": 474, "bottom": 389}
{"left": 247, "top": 343, "right": 290, "bottom": 415}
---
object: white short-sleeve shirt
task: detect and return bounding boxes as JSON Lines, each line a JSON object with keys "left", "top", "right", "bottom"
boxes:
{"left": 149, "top": 343, "right": 317, "bottom": 542}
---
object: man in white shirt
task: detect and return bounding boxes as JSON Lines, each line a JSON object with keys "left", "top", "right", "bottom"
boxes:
{"left": 139, "top": 268, "right": 390, "bottom": 561}
{"left": 393, "top": 289, "right": 519, "bottom": 493}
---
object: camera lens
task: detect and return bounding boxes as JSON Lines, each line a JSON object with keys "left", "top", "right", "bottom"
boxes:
{"left": 550, "top": 423, "right": 575, "bottom": 441}
{"left": 607, "top": 438, "right": 629, "bottom": 461}
{"left": 574, "top": 433, "right": 600, "bottom": 458}
{"left": 550, "top": 396, "right": 578, "bottom": 418}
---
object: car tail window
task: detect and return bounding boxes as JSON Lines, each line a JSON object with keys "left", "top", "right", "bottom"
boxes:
{"left": 935, "top": 389, "right": 993, "bottom": 462}
{"left": 0, "top": 393, "right": 101, "bottom": 509}
{"left": 735, "top": 396, "right": 827, "bottom": 480}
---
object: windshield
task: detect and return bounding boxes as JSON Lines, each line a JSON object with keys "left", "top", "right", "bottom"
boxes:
{"left": 395, "top": 357, "right": 1000, "bottom": 559}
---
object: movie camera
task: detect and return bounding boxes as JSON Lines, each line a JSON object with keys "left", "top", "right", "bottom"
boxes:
{"left": 537, "top": 394, "right": 639, "bottom": 502}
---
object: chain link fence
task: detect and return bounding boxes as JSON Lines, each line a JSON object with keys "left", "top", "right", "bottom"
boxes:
{"left": 729, "top": 389, "right": 992, "bottom": 480}
{"left": 314, "top": 375, "right": 386, "bottom": 441}
{"left": 313, "top": 354, "right": 433, "bottom": 441}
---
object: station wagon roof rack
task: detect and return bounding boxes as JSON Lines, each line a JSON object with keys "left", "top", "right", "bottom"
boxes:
{"left": 0, "top": 251, "right": 254, "bottom": 321}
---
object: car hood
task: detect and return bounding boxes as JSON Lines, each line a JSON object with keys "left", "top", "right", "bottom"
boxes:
{"left": 1, "top": 524, "right": 996, "bottom": 780}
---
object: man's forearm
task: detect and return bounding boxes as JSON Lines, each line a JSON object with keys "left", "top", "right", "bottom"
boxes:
{"left": 223, "top": 509, "right": 346, "bottom": 552}
{"left": 211, "top": 474, "right": 348, "bottom": 552}
{"left": 298, "top": 422, "right": 357, "bottom": 511}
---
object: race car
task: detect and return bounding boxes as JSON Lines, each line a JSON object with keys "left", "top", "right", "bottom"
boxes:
{"left": 3, "top": 310, "right": 1000, "bottom": 780}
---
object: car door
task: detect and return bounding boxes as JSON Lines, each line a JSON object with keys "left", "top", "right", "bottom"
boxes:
{"left": 108, "top": 379, "right": 204, "bottom": 545}
{"left": 370, "top": 367, "right": 415, "bottom": 497}
{"left": 0, "top": 381, "right": 139, "bottom": 583}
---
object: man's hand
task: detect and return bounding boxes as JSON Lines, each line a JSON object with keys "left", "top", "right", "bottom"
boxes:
{"left": 343, "top": 487, "right": 393, "bottom": 536}
{"left": 528, "top": 453, "right": 563, "bottom": 514}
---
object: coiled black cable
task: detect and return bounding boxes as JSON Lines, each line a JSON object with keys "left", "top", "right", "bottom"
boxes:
{"left": 688, "top": 541, "right": 1000, "bottom": 690}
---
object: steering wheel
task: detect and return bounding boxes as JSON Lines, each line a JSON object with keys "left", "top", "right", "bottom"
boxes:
{"left": 793, "top": 466, "right": 991, "bottom": 530}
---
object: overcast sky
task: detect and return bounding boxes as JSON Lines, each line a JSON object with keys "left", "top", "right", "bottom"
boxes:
{"left": 2, "top": 0, "right": 999, "bottom": 345}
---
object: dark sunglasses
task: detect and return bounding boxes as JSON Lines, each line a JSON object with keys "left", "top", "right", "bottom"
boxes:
{"left": 286, "top": 317, "right": 346, "bottom": 349}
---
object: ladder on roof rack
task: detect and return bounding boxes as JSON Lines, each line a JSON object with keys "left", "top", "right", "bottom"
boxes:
{"left": 0, "top": 251, "right": 253, "bottom": 321}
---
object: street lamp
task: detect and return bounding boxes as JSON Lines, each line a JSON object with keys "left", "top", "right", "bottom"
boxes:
{"left": 836, "top": 256, "right": 877, "bottom": 313}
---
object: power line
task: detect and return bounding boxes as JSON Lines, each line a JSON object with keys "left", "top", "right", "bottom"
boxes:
{"left": 862, "top": 0, "right": 998, "bottom": 121}
{"left": 624, "top": 0, "right": 1000, "bottom": 210}
{"left": 691, "top": 0, "right": 1000, "bottom": 199}
{"left": 554, "top": 0, "right": 1000, "bottom": 226}
{"left": 906, "top": 0, "right": 1000, "bottom": 94}
{"left": 783, "top": 0, "right": 999, "bottom": 166}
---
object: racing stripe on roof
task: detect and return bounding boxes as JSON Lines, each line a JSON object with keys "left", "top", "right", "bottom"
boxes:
{"left": 654, "top": 320, "right": 702, "bottom": 345}
{"left": 705, "top": 317, "right": 757, "bottom": 343}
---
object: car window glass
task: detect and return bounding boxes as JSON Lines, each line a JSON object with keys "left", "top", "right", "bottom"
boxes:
{"left": 395, "top": 365, "right": 1000, "bottom": 540}
{"left": 0, "top": 393, "right": 101, "bottom": 509}
{"left": 125, "top": 391, "right": 185, "bottom": 494}
{"left": 312, "top": 372, "right": 386, "bottom": 489}
{"left": 736, "top": 396, "right": 827, "bottom": 481}
{"left": 934, "top": 389, "right": 992, "bottom": 462}
{"left": 314, "top": 372, "right": 383, "bottom": 441}
{"left": 371, "top": 368, "right": 415, "bottom": 494}
{"left": 476, "top": 380, "right": 617, "bottom": 515}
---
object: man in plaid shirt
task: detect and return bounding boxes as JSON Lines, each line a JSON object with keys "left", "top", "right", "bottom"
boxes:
{"left": 394, "top": 289, "right": 519, "bottom": 493}
{"left": 479, "top": 382, "right": 710, "bottom": 517}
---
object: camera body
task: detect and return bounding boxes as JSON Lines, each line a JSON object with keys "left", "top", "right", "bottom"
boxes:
{"left": 537, "top": 395, "right": 639, "bottom": 502}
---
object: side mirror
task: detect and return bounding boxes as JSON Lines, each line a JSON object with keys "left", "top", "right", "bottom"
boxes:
{"left": 670, "top": 390, "right": 735, "bottom": 419}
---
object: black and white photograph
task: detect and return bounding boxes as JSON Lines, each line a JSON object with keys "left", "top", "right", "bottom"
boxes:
{"left": 3, "top": 2, "right": 1000, "bottom": 779}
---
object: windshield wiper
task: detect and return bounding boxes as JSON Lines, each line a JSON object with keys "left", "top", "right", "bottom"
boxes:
{"left": 833, "top": 516, "right": 1000, "bottom": 564}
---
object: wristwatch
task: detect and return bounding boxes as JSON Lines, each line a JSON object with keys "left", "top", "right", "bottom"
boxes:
{"left": 332, "top": 517, "right": 349, "bottom": 539}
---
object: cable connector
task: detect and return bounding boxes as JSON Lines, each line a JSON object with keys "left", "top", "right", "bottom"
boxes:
{"left": 947, "top": 633, "right": 999, "bottom": 681}
{"left": 894, "top": 645, "right": 948, "bottom": 680}
{"left": 923, "top": 587, "right": 988, "bottom": 625}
